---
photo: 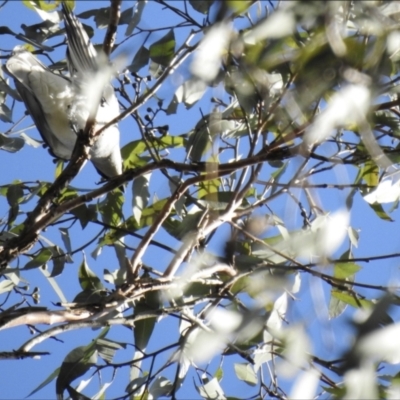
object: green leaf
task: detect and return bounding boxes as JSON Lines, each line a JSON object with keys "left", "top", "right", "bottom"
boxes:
{"left": 331, "top": 290, "right": 372, "bottom": 309}
{"left": 78, "top": 255, "right": 104, "bottom": 291}
{"left": 70, "top": 204, "right": 97, "bottom": 229}
{"left": 24, "top": 248, "right": 53, "bottom": 270}
{"left": 360, "top": 160, "right": 379, "bottom": 187}
{"left": 227, "top": 0, "right": 252, "bottom": 13}
{"left": 99, "top": 190, "right": 124, "bottom": 226}
{"left": 27, "top": 366, "right": 60, "bottom": 397}
{"left": 132, "top": 174, "right": 150, "bottom": 225}
{"left": 96, "top": 337, "right": 127, "bottom": 364}
{"left": 186, "top": 117, "right": 214, "bottom": 161}
{"left": 233, "top": 363, "right": 258, "bottom": 386}
{"left": 128, "top": 46, "right": 149, "bottom": 73}
{"left": 368, "top": 202, "right": 393, "bottom": 221}
{"left": 149, "top": 30, "right": 175, "bottom": 66}
{"left": 50, "top": 246, "right": 69, "bottom": 278}
{"left": 121, "top": 140, "right": 148, "bottom": 169}
{"left": 134, "top": 292, "right": 159, "bottom": 351}
{"left": 189, "top": 0, "right": 213, "bottom": 14}
{"left": 56, "top": 346, "right": 98, "bottom": 398}
{"left": 6, "top": 183, "right": 23, "bottom": 226}
{"left": 164, "top": 211, "right": 203, "bottom": 240}
{"left": 322, "top": 385, "right": 346, "bottom": 398}
{"left": 153, "top": 135, "right": 185, "bottom": 150}
{"left": 125, "top": 1, "right": 145, "bottom": 35}
{"left": 214, "top": 367, "right": 223, "bottom": 382}
{"left": 348, "top": 227, "right": 359, "bottom": 248}
{"left": 329, "top": 294, "right": 347, "bottom": 320}
{"left": 0, "top": 133, "right": 24, "bottom": 152}
{"left": 198, "top": 177, "right": 220, "bottom": 201}
{"left": 333, "top": 262, "right": 361, "bottom": 280}
{"left": 55, "top": 160, "right": 64, "bottom": 179}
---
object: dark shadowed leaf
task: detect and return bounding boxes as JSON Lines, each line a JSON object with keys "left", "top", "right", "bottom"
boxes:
{"left": 189, "top": 0, "right": 213, "bottom": 14}
{"left": 0, "top": 134, "right": 24, "bottom": 153}
{"left": 99, "top": 190, "right": 124, "bottom": 226}
{"left": 125, "top": 1, "right": 146, "bottom": 35}
{"left": 55, "top": 346, "right": 98, "bottom": 399}
{"left": 128, "top": 46, "right": 149, "bottom": 73}
{"left": 78, "top": 255, "right": 104, "bottom": 291}
{"left": 132, "top": 174, "right": 150, "bottom": 225}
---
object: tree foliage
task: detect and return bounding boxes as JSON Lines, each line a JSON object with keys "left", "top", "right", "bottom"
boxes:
{"left": 2, "top": 0, "right": 400, "bottom": 398}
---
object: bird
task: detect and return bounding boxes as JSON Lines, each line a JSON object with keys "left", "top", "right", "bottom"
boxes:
{"left": 5, "top": 4, "right": 122, "bottom": 180}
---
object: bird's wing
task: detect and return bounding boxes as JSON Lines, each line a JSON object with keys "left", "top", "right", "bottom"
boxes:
{"left": 14, "top": 80, "right": 71, "bottom": 160}
{"left": 62, "top": 3, "right": 98, "bottom": 78}
{"left": 6, "top": 50, "right": 73, "bottom": 160}
{"left": 62, "top": 4, "right": 123, "bottom": 179}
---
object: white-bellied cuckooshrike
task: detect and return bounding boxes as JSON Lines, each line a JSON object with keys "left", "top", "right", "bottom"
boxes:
{"left": 5, "top": 4, "right": 122, "bottom": 179}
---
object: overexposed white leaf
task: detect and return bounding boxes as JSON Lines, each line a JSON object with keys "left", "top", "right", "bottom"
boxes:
{"left": 175, "top": 78, "right": 207, "bottom": 107}
{"left": 291, "top": 210, "right": 349, "bottom": 259}
{"left": 387, "top": 31, "right": 400, "bottom": 61}
{"left": 186, "top": 330, "right": 225, "bottom": 363}
{"left": 387, "top": 384, "right": 400, "bottom": 400}
{"left": 276, "top": 326, "right": 311, "bottom": 378}
{"left": 304, "top": 85, "right": 371, "bottom": 145}
{"left": 253, "top": 346, "right": 272, "bottom": 372}
{"left": 265, "top": 292, "right": 288, "bottom": 341}
{"left": 243, "top": 11, "right": 295, "bottom": 44}
{"left": 34, "top": 6, "right": 60, "bottom": 23}
{"left": 356, "top": 322, "right": 400, "bottom": 364}
{"left": 20, "top": 132, "right": 42, "bottom": 148}
{"left": 209, "top": 308, "right": 242, "bottom": 334}
{"left": 234, "top": 363, "right": 258, "bottom": 386}
{"left": 363, "top": 172, "right": 400, "bottom": 204}
{"left": 289, "top": 368, "right": 320, "bottom": 400}
{"left": 190, "top": 22, "right": 231, "bottom": 82}
{"left": 292, "top": 272, "right": 301, "bottom": 294}
{"left": 198, "top": 377, "right": 226, "bottom": 400}
{"left": 344, "top": 361, "right": 378, "bottom": 400}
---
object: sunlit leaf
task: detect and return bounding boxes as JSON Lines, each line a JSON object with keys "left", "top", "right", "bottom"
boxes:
{"left": 331, "top": 290, "right": 372, "bottom": 309}
{"left": 234, "top": 363, "right": 258, "bottom": 386}
{"left": 24, "top": 248, "right": 53, "bottom": 269}
{"left": 149, "top": 30, "right": 175, "bottom": 66}
{"left": 196, "top": 377, "right": 225, "bottom": 399}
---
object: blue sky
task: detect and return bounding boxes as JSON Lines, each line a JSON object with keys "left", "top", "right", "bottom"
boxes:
{"left": 1, "top": 1, "right": 400, "bottom": 399}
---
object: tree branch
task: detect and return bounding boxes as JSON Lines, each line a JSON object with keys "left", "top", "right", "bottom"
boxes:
{"left": 103, "top": 0, "right": 121, "bottom": 57}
